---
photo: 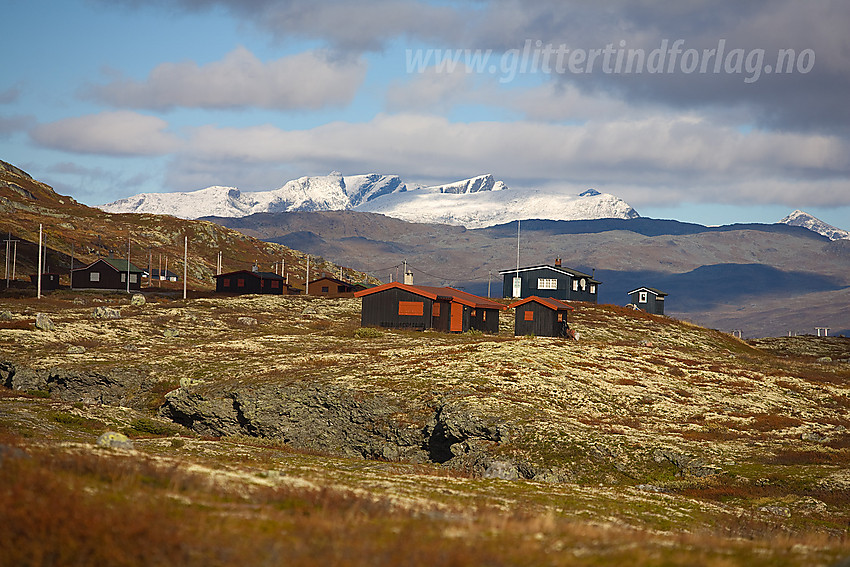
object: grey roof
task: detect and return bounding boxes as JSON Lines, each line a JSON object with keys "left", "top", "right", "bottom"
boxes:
{"left": 498, "top": 264, "right": 601, "bottom": 284}
{"left": 627, "top": 286, "right": 668, "bottom": 297}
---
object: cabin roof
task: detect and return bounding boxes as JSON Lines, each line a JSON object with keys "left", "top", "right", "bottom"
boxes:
{"left": 354, "top": 282, "right": 505, "bottom": 309}
{"left": 214, "top": 270, "right": 284, "bottom": 281}
{"left": 508, "top": 295, "right": 575, "bottom": 311}
{"left": 498, "top": 264, "right": 600, "bottom": 283}
{"left": 627, "top": 286, "right": 668, "bottom": 297}
{"left": 74, "top": 258, "right": 144, "bottom": 273}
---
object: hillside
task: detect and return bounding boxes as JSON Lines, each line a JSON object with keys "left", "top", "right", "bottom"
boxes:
{"left": 1, "top": 292, "right": 849, "bottom": 565}
{"left": 206, "top": 211, "right": 850, "bottom": 337}
{"left": 0, "top": 160, "right": 363, "bottom": 290}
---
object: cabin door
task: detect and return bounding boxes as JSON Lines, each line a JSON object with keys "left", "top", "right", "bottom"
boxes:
{"left": 450, "top": 302, "right": 464, "bottom": 332}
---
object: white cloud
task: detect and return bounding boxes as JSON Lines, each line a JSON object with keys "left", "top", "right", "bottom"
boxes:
{"left": 179, "top": 112, "right": 850, "bottom": 206}
{"left": 30, "top": 111, "right": 181, "bottom": 156}
{"left": 87, "top": 47, "right": 367, "bottom": 110}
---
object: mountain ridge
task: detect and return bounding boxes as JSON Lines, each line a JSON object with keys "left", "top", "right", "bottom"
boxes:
{"left": 99, "top": 172, "right": 639, "bottom": 227}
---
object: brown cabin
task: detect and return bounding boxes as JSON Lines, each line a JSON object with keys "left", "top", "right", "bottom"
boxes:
{"left": 508, "top": 296, "right": 574, "bottom": 338}
{"left": 214, "top": 270, "right": 286, "bottom": 295}
{"left": 71, "top": 258, "right": 144, "bottom": 291}
{"left": 307, "top": 276, "right": 366, "bottom": 298}
{"left": 355, "top": 282, "right": 504, "bottom": 333}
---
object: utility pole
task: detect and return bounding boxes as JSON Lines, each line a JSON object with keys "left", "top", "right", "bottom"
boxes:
{"left": 37, "top": 224, "right": 43, "bottom": 299}
{"left": 70, "top": 243, "right": 74, "bottom": 290}
{"left": 126, "top": 233, "right": 131, "bottom": 294}
{"left": 183, "top": 236, "right": 188, "bottom": 300}
{"left": 4, "top": 232, "right": 18, "bottom": 288}
{"left": 305, "top": 255, "right": 310, "bottom": 295}
{"left": 488, "top": 270, "right": 492, "bottom": 298}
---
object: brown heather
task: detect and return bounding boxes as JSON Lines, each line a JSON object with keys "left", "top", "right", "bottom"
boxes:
{"left": 1, "top": 293, "right": 849, "bottom": 566}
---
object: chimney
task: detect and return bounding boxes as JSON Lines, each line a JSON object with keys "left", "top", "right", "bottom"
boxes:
{"left": 554, "top": 257, "right": 562, "bottom": 267}
{"left": 403, "top": 270, "right": 414, "bottom": 285}
{"left": 252, "top": 262, "right": 259, "bottom": 273}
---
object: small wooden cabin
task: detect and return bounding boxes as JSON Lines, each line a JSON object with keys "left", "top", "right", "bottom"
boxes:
{"left": 30, "top": 273, "right": 61, "bottom": 290}
{"left": 148, "top": 268, "right": 179, "bottom": 282}
{"left": 215, "top": 270, "right": 286, "bottom": 295}
{"left": 508, "top": 296, "right": 574, "bottom": 338}
{"left": 71, "top": 258, "right": 144, "bottom": 291}
{"left": 627, "top": 287, "right": 667, "bottom": 315}
{"left": 355, "top": 282, "right": 504, "bottom": 333}
{"left": 308, "top": 276, "right": 362, "bottom": 298}
{"left": 500, "top": 258, "right": 600, "bottom": 303}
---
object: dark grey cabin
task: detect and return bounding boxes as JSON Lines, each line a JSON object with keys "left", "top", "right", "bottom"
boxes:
{"left": 355, "top": 282, "right": 504, "bottom": 333}
{"left": 509, "top": 296, "right": 574, "bottom": 337}
{"left": 71, "top": 258, "right": 143, "bottom": 291}
{"left": 215, "top": 270, "right": 285, "bottom": 295}
{"left": 627, "top": 287, "right": 667, "bottom": 315}
{"left": 500, "top": 259, "right": 600, "bottom": 303}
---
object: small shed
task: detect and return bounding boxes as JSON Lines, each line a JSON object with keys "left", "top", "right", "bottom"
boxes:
{"left": 30, "top": 273, "right": 61, "bottom": 290}
{"left": 215, "top": 270, "right": 286, "bottom": 295}
{"left": 71, "top": 258, "right": 144, "bottom": 291}
{"left": 148, "top": 268, "right": 179, "bottom": 282}
{"left": 355, "top": 282, "right": 504, "bottom": 333}
{"left": 308, "top": 276, "right": 360, "bottom": 297}
{"left": 627, "top": 287, "right": 667, "bottom": 315}
{"left": 509, "top": 296, "right": 574, "bottom": 338}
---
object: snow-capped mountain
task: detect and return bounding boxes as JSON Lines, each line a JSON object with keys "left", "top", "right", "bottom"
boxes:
{"left": 779, "top": 210, "right": 850, "bottom": 241}
{"left": 355, "top": 177, "right": 638, "bottom": 228}
{"left": 99, "top": 173, "right": 408, "bottom": 219}
{"left": 99, "top": 172, "right": 638, "bottom": 228}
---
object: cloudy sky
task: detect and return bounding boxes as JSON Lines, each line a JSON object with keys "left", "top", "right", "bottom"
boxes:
{"left": 2, "top": 0, "right": 848, "bottom": 228}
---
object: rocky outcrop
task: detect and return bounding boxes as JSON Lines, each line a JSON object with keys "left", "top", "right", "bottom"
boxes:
{"left": 0, "top": 361, "right": 155, "bottom": 408}
{"left": 161, "top": 382, "right": 519, "bottom": 474}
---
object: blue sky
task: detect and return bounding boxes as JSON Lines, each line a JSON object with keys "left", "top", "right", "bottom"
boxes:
{"left": 2, "top": 0, "right": 849, "bottom": 229}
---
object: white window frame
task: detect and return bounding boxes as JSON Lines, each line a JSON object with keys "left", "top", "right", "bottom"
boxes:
{"left": 572, "top": 279, "right": 578, "bottom": 291}
{"left": 638, "top": 291, "right": 648, "bottom": 303}
{"left": 129, "top": 274, "right": 138, "bottom": 284}
{"left": 89, "top": 272, "right": 100, "bottom": 282}
{"left": 589, "top": 284, "right": 596, "bottom": 294}
{"left": 121, "top": 273, "right": 127, "bottom": 283}
{"left": 537, "top": 278, "right": 557, "bottom": 290}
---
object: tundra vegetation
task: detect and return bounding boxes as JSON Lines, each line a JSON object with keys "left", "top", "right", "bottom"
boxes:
{"left": 1, "top": 289, "right": 849, "bottom": 566}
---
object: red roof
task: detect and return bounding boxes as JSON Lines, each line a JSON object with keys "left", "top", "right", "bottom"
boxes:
{"left": 508, "top": 296, "right": 574, "bottom": 311}
{"left": 354, "top": 282, "right": 505, "bottom": 310}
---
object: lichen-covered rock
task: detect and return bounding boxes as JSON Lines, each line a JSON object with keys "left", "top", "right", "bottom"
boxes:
{"left": 97, "top": 432, "right": 134, "bottom": 450}
{"left": 92, "top": 306, "right": 121, "bottom": 319}
{"left": 67, "top": 345, "right": 86, "bottom": 354}
{"left": 236, "top": 316, "right": 258, "bottom": 326}
{"left": 130, "top": 294, "right": 146, "bottom": 306}
{"left": 35, "top": 313, "right": 54, "bottom": 331}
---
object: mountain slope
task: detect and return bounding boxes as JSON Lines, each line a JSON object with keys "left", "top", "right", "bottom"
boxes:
{"left": 0, "top": 160, "right": 361, "bottom": 290}
{"left": 99, "top": 173, "right": 409, "bottom": 219}
{"left": 779, "top": 210, "right": 850, "bottom": 241}
{"left": 355, "top": 179, "right": 638, "bottom": 228}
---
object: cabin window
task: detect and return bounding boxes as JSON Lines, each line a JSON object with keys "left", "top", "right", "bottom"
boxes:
{"left": 557, "top": 313, "right": 564, "bottom": 322}
{"left": 129, "top": 274, "right": 137, "bottom": 284}
{"left": 470, "top": 309, "right": 477, "bottom": 317}
{"left": 321, "top": 286, "right": 329, "bottom": 293}
{"left": 580, "top": 278, "right": 587, "bottom": 291}
{"left": 572, "top": 280, "right": 578, "bottom": 291}
{"left": 432, "top": 303, "right": 440, "bottom": 317}
{"left": 271, "top": 281, "right": 279, "bottom": 288}
{"left": 223, "top": 279, "right": 230, "bottom": 287}
{"left": 121, "top": 273, "right": 126, "bottom": 283}
{"left": 590, "top": 284, "right": 596, "bottom": 294}
{"left": 524, "top": 310, "right": 534, "bottom": 321}
{"left": 337, "top": 285, "right": 346, "bottom": 293}
{"left": 482, "top": 311, "right": 486, "bottom": 321}
{"left": 398, "top": 301, "right": 424, "bottom": 316}
{"left": 639, "top": 291, "right": 648, "bottom": 303}
{"left": 537, "top": 278, "right": 557, "bottom": 290}
{"left": 237, "top": 279, "right": 245, "bottom": 288}
{"left": 90, "top": 272, "right": 100, "bottom": 282}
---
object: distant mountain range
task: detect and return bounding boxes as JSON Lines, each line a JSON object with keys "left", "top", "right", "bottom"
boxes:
{"left": 99, "top": 173, "right": 639, "bottom": 228}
